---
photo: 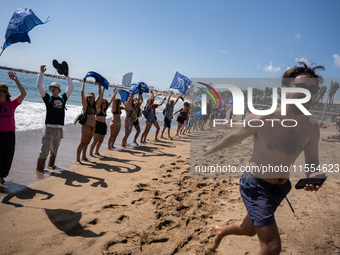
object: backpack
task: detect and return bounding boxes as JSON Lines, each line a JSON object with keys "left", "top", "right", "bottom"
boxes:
{"left": 142, "top": 105, "right": 150, "bottom": 119}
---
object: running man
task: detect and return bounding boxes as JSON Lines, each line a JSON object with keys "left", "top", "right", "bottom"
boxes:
{"left": 203, "top": 62, "right": 326, "bottom": 254}
{"left": 36, "top": 63, "right": 74, "bottom": 171}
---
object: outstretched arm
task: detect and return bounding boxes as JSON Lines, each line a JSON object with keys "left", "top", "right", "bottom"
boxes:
{"left": 303, "top": 124, "right": 325, "bottom": 191}
{"left": 65, "top": 75, "right": 74, "bottom": 98}
{"left": 173, "top": 94, "right": 181, "bottom": 106}
{"left": 159, "top": 97, "right": 166, "bottom": 106}
{"left": 37, "top": 65, "right": 46, "bottom": 97}
{"left": 8, "top": 71, "right": 26, "bottom": 104}
{"left": 110, "top": 89, "right": 118, "bottom": 112}
{"left": 95, "top": 83, "right": 104, "bottom": 109}
{"left": 167, "top": 91, "right": 173, "bottom": 105}
{"left": 203, "top": 114, "right": 259, "bottom": 155}
{"left": 81, "top": 79, "right": 87, "bottom": 108}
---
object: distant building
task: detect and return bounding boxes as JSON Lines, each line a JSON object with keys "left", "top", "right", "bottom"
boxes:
{"left": 122, "top": 72, "right": 133, "bottom": 87}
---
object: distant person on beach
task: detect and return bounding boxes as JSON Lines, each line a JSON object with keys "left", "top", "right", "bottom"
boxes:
{"left": 89, "top": 97, "right": 111, "bottom": 157}
{"left": 160, "top": 91, "right": 181, "bottom": 140}
{"left": 76, "top": 79, "right": 103, "bottom": 164}
{"left": 174, "top": 101, "right": 190, "bottom": 138}
{"left": 204, "top": 62, "right": 326, "bottom": 254}
{"left": 132, "top": 94, "right": 143, "bottom": 146}
{"left": 322, "top": 116, "right": 340, "bottom": 142}
{"left": 108, "top": 89, "right": 124, "bottom": 150}
{"left": 151, "top": 94, "right": 166, "bottom": 141}
{"left": 36, "top": 64, "right": 73, "bottom": 172}
{"left": 140, "top": 90, "right": 155, "bottom": 144}
{"left": 0, "top": 71, "right": 27, "bottom": 186}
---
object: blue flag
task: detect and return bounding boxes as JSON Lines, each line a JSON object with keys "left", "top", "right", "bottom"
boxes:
{"left": 194, "top": 95, "right": 201, "bottom": 104}
{"left": 228, "top": 98, "right": 233, "bottom": 105}
{"left": 84, "top": 71, "right": 109, "bottom": 89}
{"left": 170, "top": 72, "right": 191, "bottom": 95}
{"left": 118, "top": 89, "right": 130, "bottom": 103}
{"left": 129, "top": 82, "right": 149, "bottom": 95}
{"left": 2, "top": 8, "right": 49, "bottom": 50}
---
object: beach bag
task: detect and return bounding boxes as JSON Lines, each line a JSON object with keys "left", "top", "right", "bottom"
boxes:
{"left": 74, "top": 113, "right": 87, "bottom": 125}
{"left": 142, "top": 105, "right": 149, "bottom": 119}
{"left": 74, "top": 105, "right": 88, "bottom": 125}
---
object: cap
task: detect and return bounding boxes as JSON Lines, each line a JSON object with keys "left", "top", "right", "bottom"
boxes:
{"left": 87, "top": 92, "right": 95, "bottom": 97}
{"left": 0, "top": 84, "right": 11, "bottom": 97}
{"left": 49, "top": 82, "right": 61, "bottom": 90}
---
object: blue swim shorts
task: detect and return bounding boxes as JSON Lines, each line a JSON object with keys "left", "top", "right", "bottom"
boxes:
{"left": 239, "top": 171, "right": 292, "bottom": 227}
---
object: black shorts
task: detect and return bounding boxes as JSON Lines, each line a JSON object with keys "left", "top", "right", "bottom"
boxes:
{"left": 177, "top": 116, "right": 185, "bottom": 124}
{"left": 95, "top": 121, "right": 107, "bottom": 135}
{"left": 164, "top": 117, "right": 171, "bottom": 128}
{"left": 133, "top": 119, "right": 139, "bottom": 126}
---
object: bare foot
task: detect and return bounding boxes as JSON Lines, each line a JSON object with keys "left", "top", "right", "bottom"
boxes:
{"left": 168, "top": 137, "right": 173, "bottom": 140}
{"left": 212, "top": 226, "right": 224, "bottom": 250}
{"left": 76, "top": 160, "right": 83, "bottom": 165}
{"left": 155, "top": 138, "right": 160, "bottom": 141}
{"left": 160, "top": 136, "right": 164, "bottom": 139}
{"left": 81, "top": 157, "right": 88, "bottom": 161}
{"left": 89, "top": 153, "right": 95, "bottom": 157}
{"left": 95, "top": 152, "right": 101, "bottom": 156}
{"left": 176, "top": 135, "right": 180, "bottom": 138}
{"left": 133, "top": 141, "right": 139, "bottom": 146}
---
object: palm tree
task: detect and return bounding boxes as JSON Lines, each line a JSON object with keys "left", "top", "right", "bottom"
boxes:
{"left": 315, "top": 86, "right": 327, "bottom": 109}
{"left": 326, "top": 82, "right": 340, "bottom": 111}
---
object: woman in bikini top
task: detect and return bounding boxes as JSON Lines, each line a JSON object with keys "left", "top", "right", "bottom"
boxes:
{"left": 76, "top": 80, "right": 104, "bottom": 164}
{"left": 108, "top": 89, "right": 124, "bottom": 150}
{"left": 122, "top": 93, "right": 137, "bottom": 147}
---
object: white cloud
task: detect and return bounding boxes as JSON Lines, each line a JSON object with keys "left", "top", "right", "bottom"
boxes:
{"left": 333, "top": 54, "right": 340, "bottom": 68}
{"left": 220, "top": 50, "right": 231, "bottom": 55}
{"left": 257, "top": 64, "right": 260, "bottom": 70}
{"left": 295, "top": 57, "right": 310, "bottom": 65}
{"left": 287, "top": 67, "right": 291, "bottom": 70}
{"left": 295, "top": 34, "right": 300, "bottom": 39}
{"left": 263, "top": 61, "right": 281, "bottom": 73}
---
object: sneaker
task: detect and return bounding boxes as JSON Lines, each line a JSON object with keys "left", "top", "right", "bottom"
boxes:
{"left": 61, "top": 61, "right": 69, "bottom": 76}
{"left": 52, "top": 59, "right": 64, "bottom": 75}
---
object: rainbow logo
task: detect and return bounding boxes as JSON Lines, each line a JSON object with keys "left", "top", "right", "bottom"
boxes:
{"left": 197, "top": 82, "right": 222, "bottom": 106}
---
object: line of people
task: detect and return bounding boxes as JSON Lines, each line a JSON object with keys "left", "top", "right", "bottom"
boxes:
{"left": 0, "top": 62, "right": 193, "bottom": 185}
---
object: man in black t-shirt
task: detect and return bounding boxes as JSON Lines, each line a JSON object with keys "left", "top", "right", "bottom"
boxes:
{"left": 36, "top": 64, "right": 74, "bottom": 171}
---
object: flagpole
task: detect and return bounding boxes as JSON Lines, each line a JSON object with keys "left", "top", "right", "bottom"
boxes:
{"left": 0, "top": 48, "right": 4, "bottom": 57}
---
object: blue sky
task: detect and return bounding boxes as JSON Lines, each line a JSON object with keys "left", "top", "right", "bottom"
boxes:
{"left": 0, "top": 0, "right": 339, "bottom": 93}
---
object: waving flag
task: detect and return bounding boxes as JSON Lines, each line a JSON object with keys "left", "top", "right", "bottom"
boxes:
{"left": 129, "top": 82, "right": 149, "bottom": 95}
{"left": 194, "top": 95, "right": 202, "bottom": 104}
{"left": 118, "top": 89, "right": 130, "bottom": 103}
{"left": 170, "top": 72, "right": 191, "bottom": 95}
{"left": 84, "top": 71, "right": 109, "bottom": 89}
{"left": 1, "top": 8, "right": 49, "bottom": 56}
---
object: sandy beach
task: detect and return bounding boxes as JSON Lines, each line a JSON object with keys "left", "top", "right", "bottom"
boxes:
{"left": 1, "top": 122, "right": 340, "bottom": 254}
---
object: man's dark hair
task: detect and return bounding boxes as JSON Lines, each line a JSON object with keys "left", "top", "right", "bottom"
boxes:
{"left": 282, "top": 61, "right": 325, "bottom": 87}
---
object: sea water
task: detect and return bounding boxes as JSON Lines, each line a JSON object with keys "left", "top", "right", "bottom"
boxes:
{"left": 0, "top": 69, "right": 180, "bottom": 131}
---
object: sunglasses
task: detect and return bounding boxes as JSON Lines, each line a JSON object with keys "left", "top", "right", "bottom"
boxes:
{"left": 290, "top": 83, "right": 320, "bottom": 95}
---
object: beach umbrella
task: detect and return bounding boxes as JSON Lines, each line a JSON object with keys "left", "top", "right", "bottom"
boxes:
{"left": 1, "top": 8, "right": 49, "bottom": 56}
{"left": 84, "top": 71, "right": 109, "bottom": 89}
